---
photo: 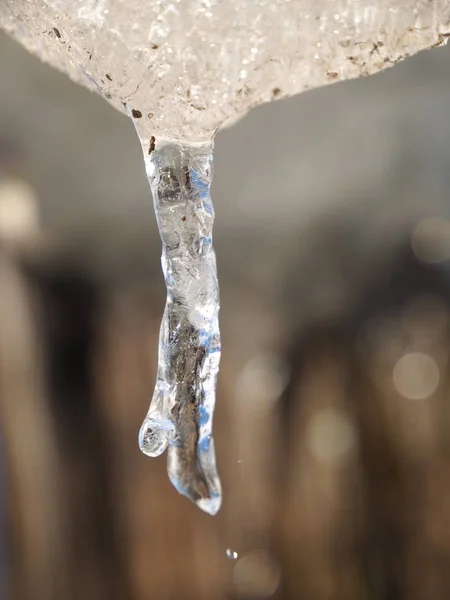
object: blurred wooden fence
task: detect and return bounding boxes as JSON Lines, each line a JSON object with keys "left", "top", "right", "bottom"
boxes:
{"left": 1, "top": 243, "right": 450, "bottom": 600}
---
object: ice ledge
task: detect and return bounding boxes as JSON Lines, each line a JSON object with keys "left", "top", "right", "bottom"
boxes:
{"left": 1, "top": 1, "right": 450, "bottom": 142}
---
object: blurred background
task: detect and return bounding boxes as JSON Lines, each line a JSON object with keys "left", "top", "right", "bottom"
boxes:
{"left": 2, "top": 29, "right": 450, "bottom": 600}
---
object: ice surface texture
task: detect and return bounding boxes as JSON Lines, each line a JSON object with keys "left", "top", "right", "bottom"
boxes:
{"left": 2, "top": 2, "right": 450, "bottom": 142}
{"left": 139, "top": 140, "right": 221, "bottom": 515}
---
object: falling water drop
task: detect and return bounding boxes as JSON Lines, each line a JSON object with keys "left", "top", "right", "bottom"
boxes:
{"left": 137, "top": 135, "right": 222, "bottom": 515}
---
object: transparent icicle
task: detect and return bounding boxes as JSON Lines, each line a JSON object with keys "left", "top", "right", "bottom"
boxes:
{"left": 138, "top": 138, "right": 222, "bottom": 515}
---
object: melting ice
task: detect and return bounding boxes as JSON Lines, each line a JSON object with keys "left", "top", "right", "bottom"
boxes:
{"left": 138, "top": 138, "right": 222, "bottom": 515}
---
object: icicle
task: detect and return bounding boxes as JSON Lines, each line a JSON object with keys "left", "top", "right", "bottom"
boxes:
{"left": 138, "top": 138, "right": 222, "bottom": 515}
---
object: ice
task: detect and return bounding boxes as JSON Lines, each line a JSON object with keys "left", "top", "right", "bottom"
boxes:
{"left": 2, "top": 2, "right": 450, "bottom": 142}
{"left": 138, "top": 136, "right": 221, "bottom": 515}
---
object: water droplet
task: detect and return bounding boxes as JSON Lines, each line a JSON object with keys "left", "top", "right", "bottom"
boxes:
{"left": 139, "top": 416, "right": 173, "bottom": 457}
{"left": 226, "top": 549, "right": 239, "bottom": 560}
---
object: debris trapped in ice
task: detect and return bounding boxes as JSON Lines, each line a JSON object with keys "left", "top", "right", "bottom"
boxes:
{"left": 138, "top": 138, "right": 222, "bottom": 515}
